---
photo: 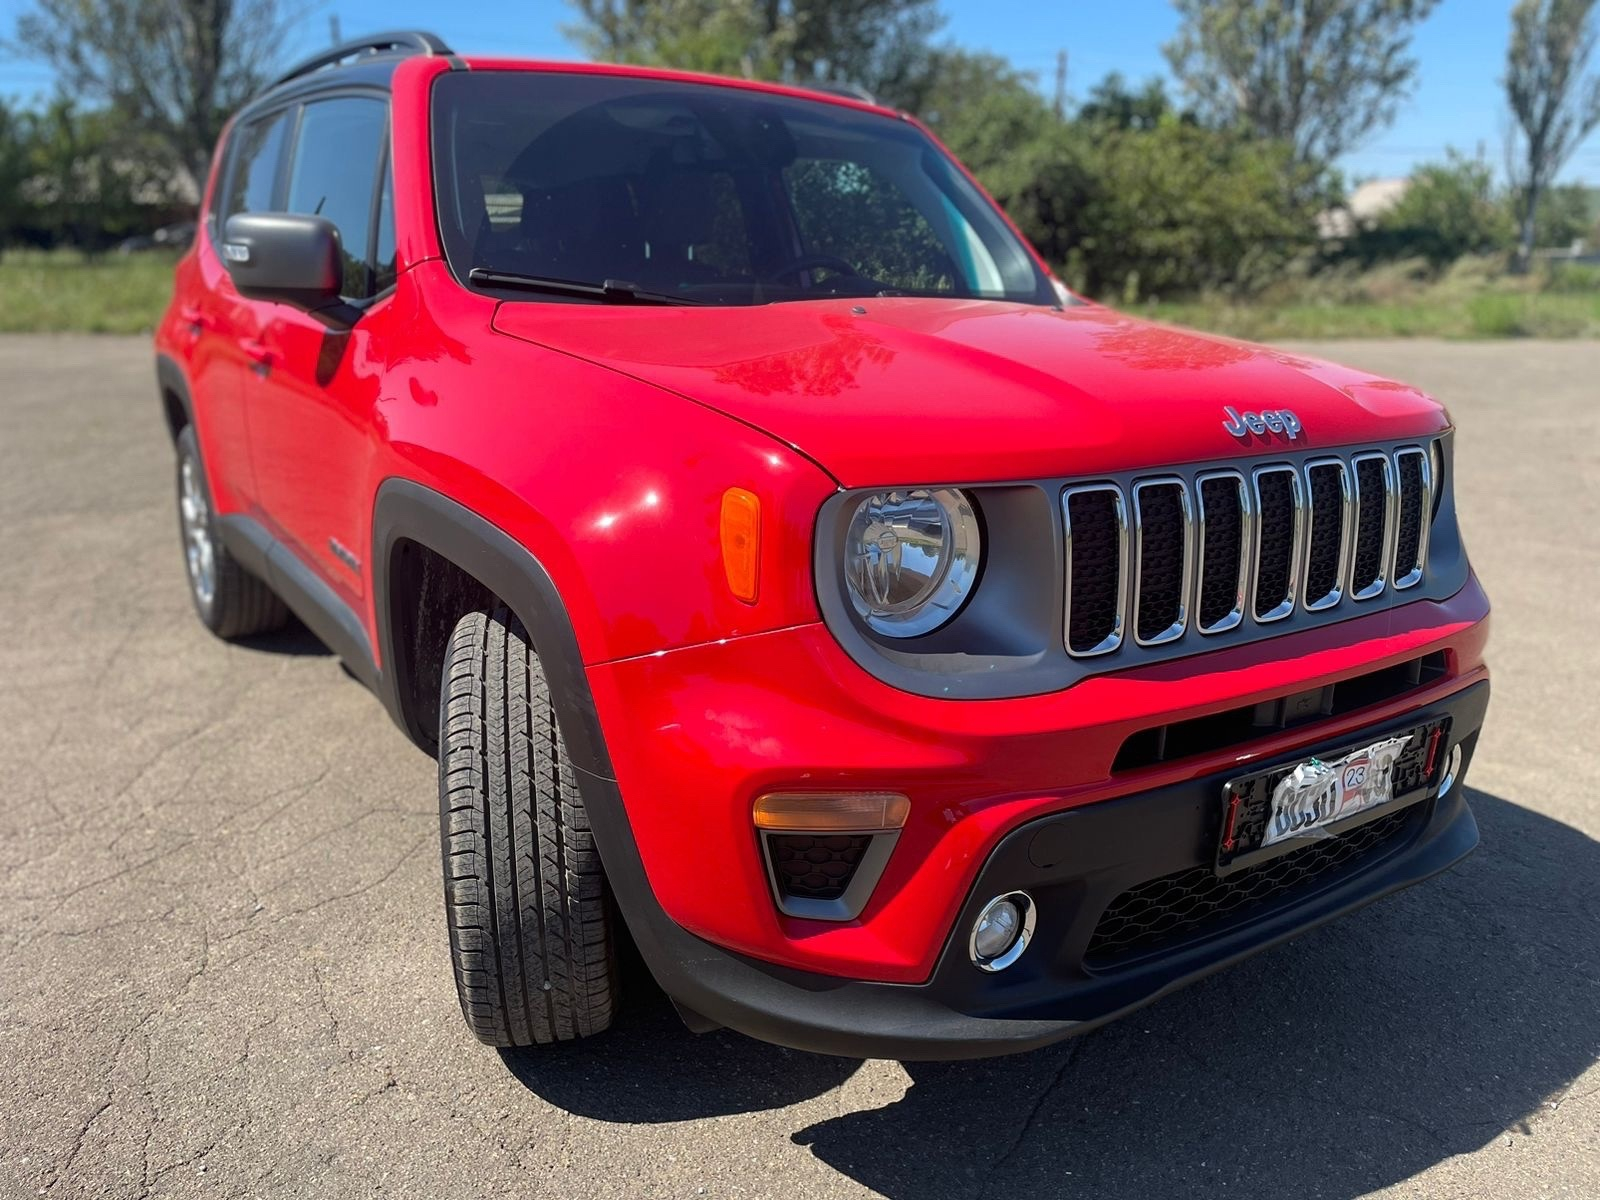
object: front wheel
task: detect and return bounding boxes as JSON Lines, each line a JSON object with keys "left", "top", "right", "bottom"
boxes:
{"left": 438, "top": 606, "right": 619, "bottom": 1046}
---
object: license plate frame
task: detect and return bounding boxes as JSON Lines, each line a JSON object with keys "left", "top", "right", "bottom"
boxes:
{"left": 1214, "top": 718, "right": 1449, "bottom": 876}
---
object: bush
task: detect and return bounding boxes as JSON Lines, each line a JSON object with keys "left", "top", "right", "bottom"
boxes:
{"left": 929, "top": 70, "right": 1328, "bottom": 302}
{"left": 1542, "top": 263, "right": 1600, "bottom": 293}
{"left": 1365, "top": 152, "right": 1512, "bottom": 267}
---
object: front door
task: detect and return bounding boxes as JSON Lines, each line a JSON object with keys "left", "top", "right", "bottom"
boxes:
{"left": 245, "top": 95, "right": 394, "bottom": 613}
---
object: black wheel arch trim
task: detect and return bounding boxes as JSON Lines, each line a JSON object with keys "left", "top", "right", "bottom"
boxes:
{"left": 370, "top": 480, "right": 703, "bottom": 1014}
{"left": 370, "top": 478, "right": 617, "bottom": 782}
{"left": 155, "top": 353, "right": 195, "bottom": 441}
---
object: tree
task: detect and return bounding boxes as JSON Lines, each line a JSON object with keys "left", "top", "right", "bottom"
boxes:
{"left": 1164, "top": 0, "right": 1439, "bottom": 165}
{"left": 910, "top": 50, "right": 1090, "bottom": 269}
{"left": 1067, "top": 120, "right": 1331, "bottom": 299}
{"left": 1504, "top": 0, "right": 1600, "bottom": 270}
{"left": 22, "top": 94, "right": 182, "bottom": 249}
{"left": 566, "top": 0, "right": 942, "bottom": 103}
{"left": 1371, "top": 151, "right": 1513, "bottom": 266}
{"left": 1077, "top": 73, "right": 1194, "bottom": 131}
{"left": 1533, "top": 181, "right": 1599, "bottom": 246}
{"left": 8, "top": 0, "right": 290, "bottom": 190}
{"left": 0, "top": 100, "right": 35, "bottom": 253}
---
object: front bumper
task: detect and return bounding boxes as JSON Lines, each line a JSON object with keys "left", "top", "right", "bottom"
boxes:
{"left": 585, "top": 574, "right": 1491, "bottom": 984}
{"left": 616, "top": 679, "right": 1486, "bottom": 1060}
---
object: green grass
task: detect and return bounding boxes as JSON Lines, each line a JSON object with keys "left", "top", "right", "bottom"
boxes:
{"left": 0, "top": 249, "right": 178, "bottom": 334}
{"left": 1, "top": 247, "right": 1596, "bottom": 339}
{"left": 1139, "top": 292, "right": 1600, "bottom": 340}
{"left": 1131, "top": 255, "right": 1600, "bottom": 340}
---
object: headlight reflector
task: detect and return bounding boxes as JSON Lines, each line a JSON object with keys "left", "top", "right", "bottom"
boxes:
{"left": 844, "top": 488, "right": 981, "bottom": 637}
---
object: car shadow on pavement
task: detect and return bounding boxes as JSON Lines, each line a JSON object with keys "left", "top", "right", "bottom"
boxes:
{"left": 505, "top": 787, "right": 1599, "bottom": 1198}
{"left": 234, "top": 615, "right": 333, "bottom": 658}
{"left": 499, "top": 979, "right": 857, "bottom": 1121}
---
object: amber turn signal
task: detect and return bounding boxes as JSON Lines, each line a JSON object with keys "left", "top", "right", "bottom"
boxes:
{"left": 720, "top": 487, "right": 761, "bottom": 604}
{"left": 752, "top": 791, "right": 911, "bottom": 833}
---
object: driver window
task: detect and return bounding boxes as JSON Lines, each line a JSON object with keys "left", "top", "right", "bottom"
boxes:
{"left": 284, "top": 97, "right": 388, "bottom": 300}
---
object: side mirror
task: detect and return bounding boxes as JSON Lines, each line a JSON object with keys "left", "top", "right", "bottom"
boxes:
{"left": 221, "top": 213, "right": 356, "bottom": 326}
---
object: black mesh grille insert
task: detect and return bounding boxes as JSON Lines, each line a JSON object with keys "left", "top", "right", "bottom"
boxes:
{"left": 1351, "top": 457, "right": 1388, "bottom": 592}
{"left": 1085, "top": 804, "right": 1418, "bottom": 965}
{"left": 1393, "top": 452, "right": 1425, "bottom": 581}
{"left": 1304, "top": 463, "right": 1346, "bottom": 604}
{"left": 1066, "top": 488, "right": 1123, "bottom": 653}
{"left": 1253, "top": 470, "right": 1296, "bottom": 617}
{"left": 767, "top": 833, "right": 870, "bottom": 901}
{"left": 1135, "top": 483, "right": 1187, "bottom": 642}
{"left": 1197, "top": 476, "right": 1244, "bottom": 630}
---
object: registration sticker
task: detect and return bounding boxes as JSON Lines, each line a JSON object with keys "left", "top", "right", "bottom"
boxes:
{"left": 1260, "top": 734, "right": 1415, "bottom": 849}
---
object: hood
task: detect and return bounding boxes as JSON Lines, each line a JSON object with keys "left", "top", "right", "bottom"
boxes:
{"left": 490, "top": 297, "right": 1450, "bottom": 487}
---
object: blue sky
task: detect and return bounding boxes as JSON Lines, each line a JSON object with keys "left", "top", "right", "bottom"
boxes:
{"left": 2, "top": 0, "right": 1596, "bottom": 184}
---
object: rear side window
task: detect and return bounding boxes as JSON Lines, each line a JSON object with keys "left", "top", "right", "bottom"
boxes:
{"left": 284, "top": 97, "right": 388, "bottom": 299}
{"left": 222, "top": 112, "right": 289, "bottom": 219}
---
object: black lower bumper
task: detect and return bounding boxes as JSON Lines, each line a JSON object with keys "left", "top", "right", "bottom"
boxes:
{"left": 609, "top": 680, "right": 1489, "bottom": 1061}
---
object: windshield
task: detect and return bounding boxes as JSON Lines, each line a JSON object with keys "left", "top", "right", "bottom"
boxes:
{"left": 431, "top": 71, "right": 1055, "bottom": 307}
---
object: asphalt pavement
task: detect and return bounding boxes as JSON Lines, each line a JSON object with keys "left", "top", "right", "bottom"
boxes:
{"left": 1, "top": 334, "right": 1596, "bottom": 1199}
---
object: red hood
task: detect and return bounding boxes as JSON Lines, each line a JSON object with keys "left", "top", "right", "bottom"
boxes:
{"left": 491, "top": 297, "right": 1449, "bottom": 487}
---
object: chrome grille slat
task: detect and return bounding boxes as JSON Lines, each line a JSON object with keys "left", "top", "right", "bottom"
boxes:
{"left": 1349, "top": 452, "right": 1397, "bottom": 600}
{"left": 1249, "top": 465, "right": 1305, "bottom": 622}
{"left": 1062, "top": 484, "right": 1129, "bottom": 657}
{"left": 1132, "top": 478, "right": 1194, "bottom": 646}
{"left": 1391, "top": 447, "right": 1432, "bottom": 589}
{"left": 1195, "top": 471, "right": 1252, "bottom": 635}
{"left": 1302, "top": 458, "right": 1354, "bottom": 611}
{"left": 1060, "top": 442, "right": 1433, "bottom": 657}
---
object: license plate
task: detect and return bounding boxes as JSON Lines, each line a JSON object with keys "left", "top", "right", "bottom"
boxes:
{"left": 1215, "top": 719, "right": 1446, "bottom": 874}
{"left": 1260, "top": 734, "right": 1413, "bottom": 848}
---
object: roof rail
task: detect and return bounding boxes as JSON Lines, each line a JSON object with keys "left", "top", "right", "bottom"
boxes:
{"left": 267, "top": 30, "right": 453, "bottom": 91}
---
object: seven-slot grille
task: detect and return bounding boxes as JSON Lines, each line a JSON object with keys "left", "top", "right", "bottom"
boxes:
{"left": 1062, "top": 446, "right": 1433, "bottom": 657}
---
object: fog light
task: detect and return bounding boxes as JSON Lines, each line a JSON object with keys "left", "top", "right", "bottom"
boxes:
{"left": 1438, "top": 743, "right": 1463, "bottom": 797}
{"left": 969, "top": 891, "right": 1036, "bottom": 972}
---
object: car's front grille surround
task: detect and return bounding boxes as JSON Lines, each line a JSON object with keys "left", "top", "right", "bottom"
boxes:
{"left": 1062, "top": 444, "right": 1433, "bottom": 659}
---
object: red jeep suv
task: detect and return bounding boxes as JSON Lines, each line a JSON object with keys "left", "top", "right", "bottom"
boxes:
{"left": 154, "top": 32, "right": 1491, "bottom": 1059}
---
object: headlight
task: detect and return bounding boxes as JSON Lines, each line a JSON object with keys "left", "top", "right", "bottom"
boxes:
{"left": 844, "top": 488, "right": 981, "bottom": 638}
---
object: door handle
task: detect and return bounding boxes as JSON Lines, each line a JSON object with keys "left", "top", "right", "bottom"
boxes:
{"left": 179, "top": 305, "right": 209, "bottom": 335}
{"left": 241, "top": 340, "right": 273, "bottom": 377}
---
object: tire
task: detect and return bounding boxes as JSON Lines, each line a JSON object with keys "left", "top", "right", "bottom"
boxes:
{"left": 175, "top": 426, "right": 288, "bottom": 638}
{"left": 439, "top": 606, "right": 619, "bottom": 1046}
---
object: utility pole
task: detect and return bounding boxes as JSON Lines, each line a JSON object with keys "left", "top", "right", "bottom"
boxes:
{"left": 1053, "top": 50, "right": 1068, "bottom": 119}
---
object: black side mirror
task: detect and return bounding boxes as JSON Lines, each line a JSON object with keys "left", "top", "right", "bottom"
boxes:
{"left": 221, "top": 213, "right": 357, "bottom": 326}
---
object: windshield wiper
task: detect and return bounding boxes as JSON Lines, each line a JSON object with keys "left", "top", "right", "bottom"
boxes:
{"left": 468, "top": 268, "right": 707, "bottom": 306}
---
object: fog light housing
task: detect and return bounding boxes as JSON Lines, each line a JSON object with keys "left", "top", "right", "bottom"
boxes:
{"left": 755, "top": 791, "right": 909, "bottom": 922}
{"left": 1438, "top": 743, "right": 1463, "bottom": 797}
{"left": 969, "top": 891, "right": 1036, "bottom": 972}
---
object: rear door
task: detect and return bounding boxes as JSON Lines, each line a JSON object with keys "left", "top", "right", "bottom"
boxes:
{"left": 245, "top": 94, "right": 392, "bottom": 611}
